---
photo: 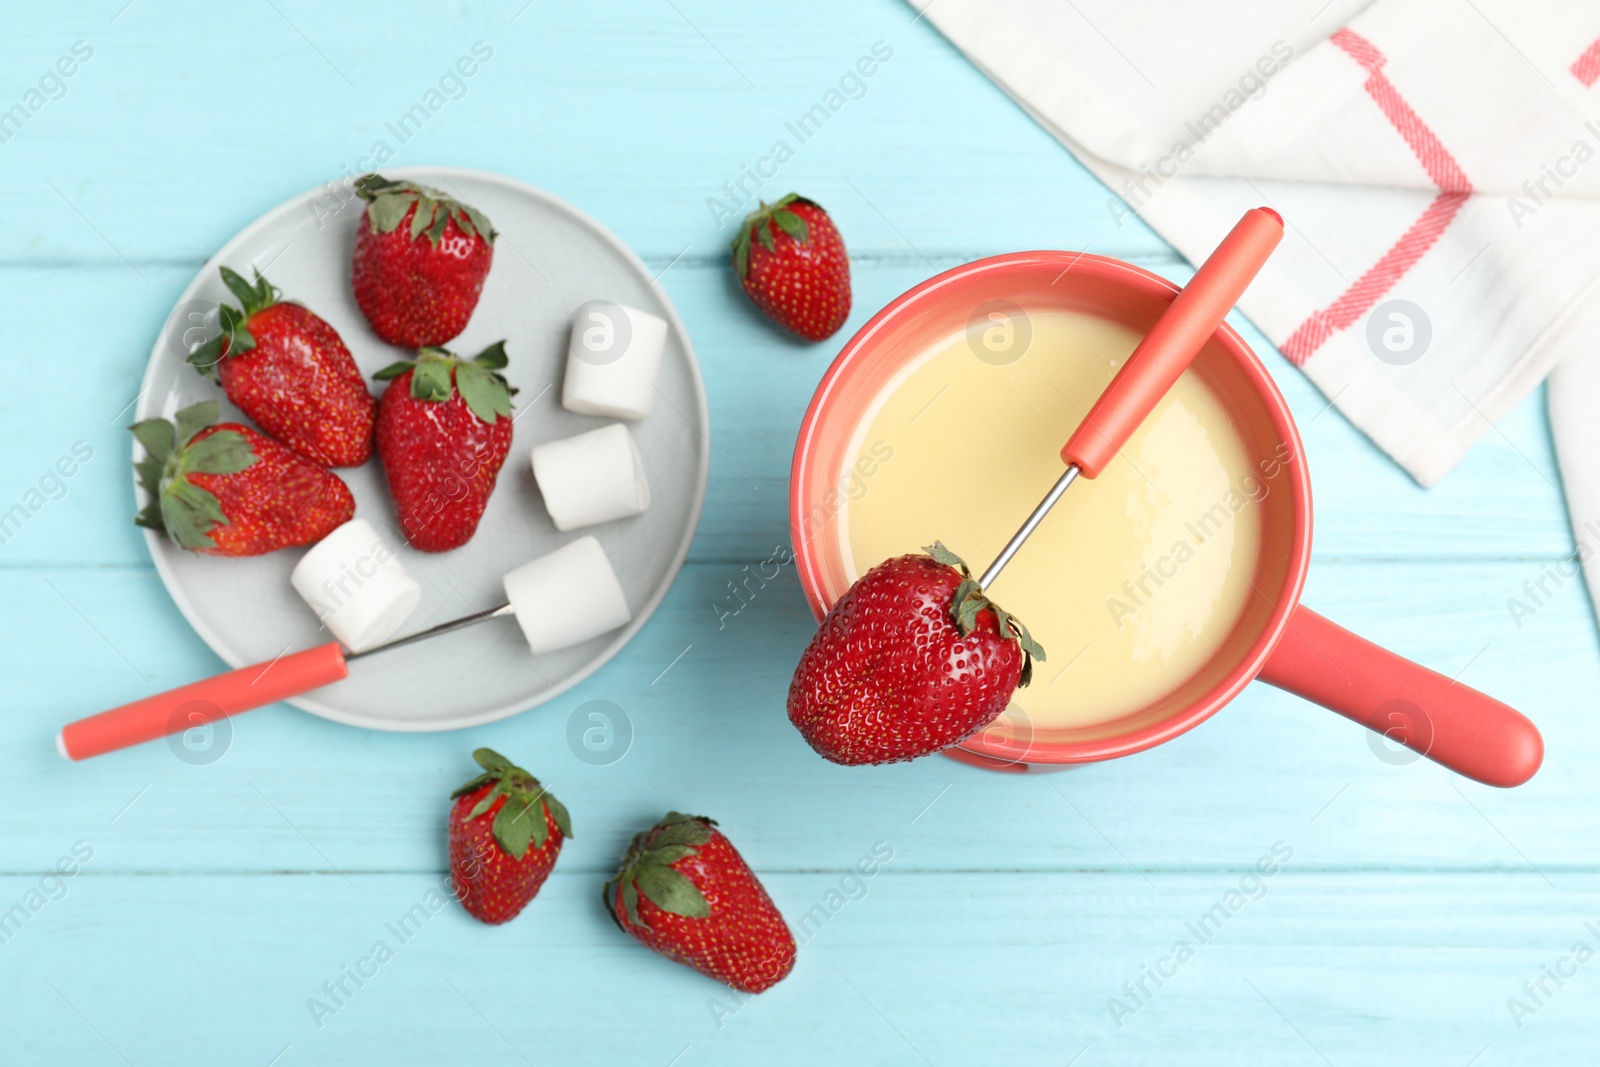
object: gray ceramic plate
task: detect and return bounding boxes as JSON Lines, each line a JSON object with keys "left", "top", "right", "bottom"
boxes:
{"left": 135, "top": 166, "right": 708, "bottom": 731}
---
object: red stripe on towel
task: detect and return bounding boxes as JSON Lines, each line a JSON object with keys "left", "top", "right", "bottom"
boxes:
{"left": 1573, "top": 37, "right": 1600, "bottom": 87}
{"left": 1280, "top": 29, "right": 1472, "bottom": 366}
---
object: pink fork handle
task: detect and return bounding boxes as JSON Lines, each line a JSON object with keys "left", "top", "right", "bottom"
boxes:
{"left": 1063, "top": 207, "right": 1283, "bottom": 477}
{"left": 58, "top": 642, "right": 349, "bottom": 761}
{"left": 1257, "top": 605, "right": 1543, "bottom": 787}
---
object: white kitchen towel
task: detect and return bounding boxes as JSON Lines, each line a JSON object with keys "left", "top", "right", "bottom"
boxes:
{"left": 916, "top": 0, "right": 1600, "bottom": 488}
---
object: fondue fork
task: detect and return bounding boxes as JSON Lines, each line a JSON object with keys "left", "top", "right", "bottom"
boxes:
{"left": 56, "top": 602, "right": 522, "bottom": 761}
{"left": 976, "top": 207, "right": 1283, "bottom": 589}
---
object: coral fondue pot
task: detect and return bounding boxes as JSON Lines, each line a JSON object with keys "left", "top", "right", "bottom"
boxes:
{"left": 789, "top": 251, "right": 1543, "bottom": 787}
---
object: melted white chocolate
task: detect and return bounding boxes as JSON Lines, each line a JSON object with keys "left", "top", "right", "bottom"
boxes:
{"left": 840, "top": 310, "right": 1264, "bottom": 729}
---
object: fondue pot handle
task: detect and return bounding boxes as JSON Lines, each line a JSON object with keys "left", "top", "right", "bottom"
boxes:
{"left": 1257, "top": 605, "right": 1543, "bottom": 787}
{"left": 1062, "top": 206, "right": 1284, "bottom": 478}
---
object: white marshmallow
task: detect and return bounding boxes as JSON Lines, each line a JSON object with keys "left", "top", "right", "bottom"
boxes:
{"left": 502, "top": 536, "right": 631, "bottom": 655}
{"left": 561, "top": 300, "right": 668, "bottom": 420}
{"left": 290, "top": 518, "right": 422, "bottom": 652}
{"left": 531, "top": 423, "right": 651, "bottom": 532}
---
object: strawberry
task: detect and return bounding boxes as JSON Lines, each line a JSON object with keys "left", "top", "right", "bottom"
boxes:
{"left": 351, "top": 174, "right": 496, "bottom": 348}
{"left": 448, "top": 748, "right": 571, "bottom": 926}
{"left": 373, "top": 341, "right": 515, "bottom": 552}
{"left": 787, "top": 542, "right": 1046, "bottom": 765}
{"left": 131, "top": 400, "right": 354, "bottom": 557}
{"left": 604, "top": 813, "right": 795, "bottom": 994}
{"left": 731, "top": 193, "right": 851, "bottom": 342}
{"left": 189, "top": 267, "right": 376, "bottom": 468}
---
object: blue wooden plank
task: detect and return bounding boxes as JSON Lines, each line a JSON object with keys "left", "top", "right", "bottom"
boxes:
{"left": 0, "top": 869, "right": 1592, "bottom": 1066}
{"left": 0, "top": 1, "right": 1170, "bottom": 264}
{"left": 4, "top": 556, "right": 1591, "bottom": 877}
{"left": 0, "top": 262, "right": 1572, "bottom": 570}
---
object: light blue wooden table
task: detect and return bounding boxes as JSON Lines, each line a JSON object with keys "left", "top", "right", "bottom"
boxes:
{"left": 3, "top": 2, "right": 1593, "bottom": 1064}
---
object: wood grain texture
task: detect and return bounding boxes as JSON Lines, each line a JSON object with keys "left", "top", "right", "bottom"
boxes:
{"left": 0, "top": 261, "right": 1570, "bottom": 569}
{"left": 0, "top": 0, "right": 1593, "bottom": 1063}
{"left": 1, "top": 871, "right": 1593, "bottom": 1066}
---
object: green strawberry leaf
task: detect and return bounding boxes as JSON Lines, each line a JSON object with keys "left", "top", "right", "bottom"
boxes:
{"left": 461, "top": 204, "right": 496, "bottom": 243}
{"left": 181, "top": 267, "right": 284, "bottom": 379}
{"left": 453, "top": 749, "right": 564, "bottom": 860}
{"left": 161, "top": 476, "right": 227, "bottom": 551}
{"left": 756, "top": 220, "right": 775, "bottom": 253}
{"left": 954, "top": 593, "right": 982, "bottom": 635}
{"left": 187, "top": 335, "right": 225, "bottom": 378}
{"left": 1009, "top": 616, "right": 1046, "bottom": 661}
{"left": 217, "top": 304, "right": 258, "bottom": 358}
{"left": 134, "top": 500, "right": 165, "bottom": 533}
{"left": 601, "top": 878, "right": 627, "bottom": 930}
{"left": 129, "top": 406, "right": 247, "bottom": 549}
{"left": 173, "top": 401, "right": 219, "bottom": 448}
{"left": 354, "top": 173, "right": 403, "bottom": 201}
{"left": 474, "top": 747, "right": 512, "bottom": 772}
{"left": 992, "top": 603, "right": 1013, "bottom": 639}
{"left": 650, "top": 818, "right": 715, "bottom": 849}
{"left": 482, "top": 751, "right": 519, "bottom": 773}
{"left": 367, "top": 192, "right": 412, "bottom": 234}
{"left": 219, "top": 266, "right": 257, "bottom": 308}
{"left": 158, "top": 495, "right": 212, "bottom": 548}
{"left": 635, "top": 863, "right": 710, "bottom": 919}
{"left": 492, "top": 793, "right": 536, "bottom": 859}
{"left": 941, "top": 562, "right": 1048, "bottom": 687}
{"left": 172, "top": 477, "right": 227, "bottom": 526}
{"left": 472, "top": 340, "right": 509, "bottom": 371}
{"left": 409, "top": 196, "right": 437, "bottom": 240}
{"left": 133, "top": 453, "right": 165, "bottom": 499}
{"left": 923, "top": 541, "right": 970, "bottom": 574}
{"left": 410, "top": 359, "right": 454, "bottom": 403}
{"left": 215, "top": 266, "right": 279, "bottom": 318}
{"left": 665, "top": 811, "right": 708, "bottom": 826}
{"left": 372, "top": 360, "right": 415, "bottom": 382}
{"left": 467, "top": 779, "right": 506, "bottom": 819}
{"left": 772, "top": 208, "right": 808, "bottom": 243}
{"left": 606, "top": 813, "right": 719, "bottom": 930}
{"left": 354, "top": 174, "right": 496, "bottom": 245}
{"left": 130, "top": 418, "right": 174, "bottom": 470}
{"left": 449, "top": 771, "right": 496, "bottom": 799}
{"left": 949, "top": 578, "right": 983, "bottom": 634}
{"left": 1010, "top": 614, "right": 1045, "bottom": 688}
{"left": 455, "top": 363, "right": 508, "bottom": 424}
{"left": 182, "top": 429, "right": 257, "bottom": 477}
{"left": 640, "top": 844, "right": 697, "bottom": 866}
{"left": 426, "top": 207, "right": 449, "bottom": 245}
{"left": 253, "top": 270, "right": 277, "bottom": 309}
{"left": 622, "top": 878, "right": 642, "bottom": 927}
{"left": 389, "top": 345, "right": 512, "bottom": 421}
{"left": 542, "top": 793, "right": 573, "bottom": 840}
{"left": 526, "top": 793, "right": 551, "bottom": 851}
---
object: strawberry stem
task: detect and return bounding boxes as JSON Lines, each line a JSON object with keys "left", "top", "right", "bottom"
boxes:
{"left": 130, "top": 400, "right": 259, "bottom": 551}
{"left": 373, "top": 341, "right": 515, "bottom": 424}
{"left": 187, "top": 266, "right": 286, "bottom": 378}
{"left": 603, "top": 812, "right": 716, "bottom": 930}
{"left": 452, "top": 747, "right": 571, "bottom": 860}
{"left": 922, "top": 541, "right": 1047, "bottom": 687}
{"left": 355, "top": 173, "right": 497, "bottom": 247}
{"left": 729, "top": 193, "right": 820, "bottom": 280}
